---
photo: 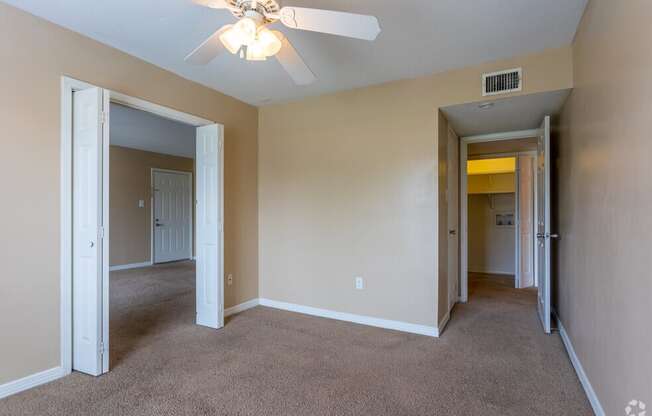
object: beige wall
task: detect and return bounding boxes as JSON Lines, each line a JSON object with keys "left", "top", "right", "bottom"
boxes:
{"left": 259, "top": 47, "right": 573, "bottom": 328}
{"left": 468, "top": 193, "right": 516, "bottom": 275}
{"left": 109, "top": 146, "right": 194, "bottom": 266}
{"left": 0, "top": 3, "right": 258, "bottom": 384}
{"left": 556, "top": 0, "right": 652, "bottom": 412}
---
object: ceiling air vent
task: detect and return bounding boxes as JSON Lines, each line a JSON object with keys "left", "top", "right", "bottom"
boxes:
{"left": 482, "top": 68, "right": 522, "bottom": 96}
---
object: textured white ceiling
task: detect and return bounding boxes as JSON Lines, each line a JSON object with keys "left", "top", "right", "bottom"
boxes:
{"left": 4, "top": 0, "right": 587, "bottom": 105}
{"left": 110, "top": 103, "right": 196, "bottom": 158}
{"left": 442, "top": 89, "right": 572, "bottom": 137}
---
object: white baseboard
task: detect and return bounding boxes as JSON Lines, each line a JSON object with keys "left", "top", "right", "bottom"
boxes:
{"left": 225, "top": 298, "right": 259, "bottom": 317}
{"left": 109, "top": 261, "right": 153, "bottom": 271}
{"left": 0, "top": 367, "right": 66, "bottom": 400}
{"left": 259, "top": 298, "right": 439, "bottom": 337}
{"left": 555, "top": 313, "right": 605, "bottom": 416}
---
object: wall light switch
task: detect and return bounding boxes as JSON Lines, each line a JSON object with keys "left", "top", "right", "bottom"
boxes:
{"left": 355, "top": 277, "right": 364, "bottom": 290}
{"left": 138, "top": 200, "right": 145, "bottom": 208}
{"left": 227, "top": 274, "right": 233, "bottom": 286}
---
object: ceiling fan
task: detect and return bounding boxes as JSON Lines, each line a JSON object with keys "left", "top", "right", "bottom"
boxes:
{"left": 185, "top": 0, "right": 381, "bottom": 85}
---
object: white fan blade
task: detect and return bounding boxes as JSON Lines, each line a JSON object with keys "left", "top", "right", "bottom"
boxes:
{"left": 193, "top": 0, "right": 235, "bottom": 10}
{"left": 274, "top": 32, "right": 316, "bottom": 85}
{"left": 278, "top": 7, "right": 381, "bottom": 41}
{"left": 185, "top": 26, "right": 230, "bottom": 65}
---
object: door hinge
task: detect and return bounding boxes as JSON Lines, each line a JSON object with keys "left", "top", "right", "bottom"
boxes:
{"left": 99, "top": 341, "right": 105, "bottom": 355}
{"left": 100, "top": 111, "right": 108, "bottom": 125}
{"left": 99, "top": 226, "right": 105, "bottom": 239}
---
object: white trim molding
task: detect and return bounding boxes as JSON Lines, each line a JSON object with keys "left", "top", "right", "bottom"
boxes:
{"left": 468, "top": 270, "right": 516, "bottom": 276}
{"left": 461, "top": 129, "right": 539, "bottom": 143}
{"left": 108, "top": 261, "right": 153, "bottom": 272}
{"left": 0, "top": 367, "right": 66, "bottom": 400}
{"left": 555, "top": 313, "right": 605, "bottom": 416}
{"left": 109, "top": 91, "right": 213, "bottom": 127}
{"left": 438, "top": 310, "right": 451, "bottom": 336}
{"left": 259, "top": 299, "right": 440, "bottom": 337}
{"left": 224, "top": 298, "right": 260, "bottom": 317}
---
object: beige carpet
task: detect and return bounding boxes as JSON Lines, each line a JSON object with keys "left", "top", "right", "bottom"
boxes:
{"left": 0, "top": 265, "right": 592, "bottom": 415}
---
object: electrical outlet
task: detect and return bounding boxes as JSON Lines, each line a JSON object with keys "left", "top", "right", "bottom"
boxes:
{"left": 227, "top": 274, "right": 233, "bottom": 286}
{"left": 355, "top": 277, "right": 364, "bottom": 290}
{"left": 138, "top": 199, "right": 145, "bottom": 208}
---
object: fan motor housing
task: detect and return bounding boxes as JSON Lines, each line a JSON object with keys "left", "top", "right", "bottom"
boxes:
{"left": 229, "top": 0, "right": 280, "bottom": 23}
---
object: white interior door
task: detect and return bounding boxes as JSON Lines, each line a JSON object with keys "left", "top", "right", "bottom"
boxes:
{"left": 72, "top": 87, "right": 104, "bottom": 375}
{"left": 195, "top": 125, "right": 224, "bottom": 329}
{"left": 518, "top": 154, "right": 535, "bottom": 288}
{"left": 153, "top": 170, "right": 193, "bottom": 263}
{"left": 447, "top": 128, "right": 460, "bottom": 310}
{"left": 536, "top": 116, "right": 552, "bottom": 333}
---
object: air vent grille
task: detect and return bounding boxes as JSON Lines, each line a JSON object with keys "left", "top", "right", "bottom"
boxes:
{"left": 482, "top": 68, "right": 522, "bottom": 96}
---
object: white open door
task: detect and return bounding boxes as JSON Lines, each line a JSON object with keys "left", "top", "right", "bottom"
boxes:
{"left": 536, "top": 116, "right": 552, "bottom": 333}
{"left": 447, "top": 128, "right": 460, "bottom": 310}
{"left": 72, "top": 87, "right": 104, "bottom": 375}
{"left": 195, "top": 124, "right": 224, "bottom": 329}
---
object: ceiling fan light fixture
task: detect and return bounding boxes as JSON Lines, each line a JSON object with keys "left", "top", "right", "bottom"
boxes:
{"left": 188, "top": 0, "right": 381, "bottom": 85}
{"left": 219, "top": 24, "right": 242, "bottom": 54}
{"left": 233, "top": 17, "right": 257, "bottom": 45}
{"left": 242, "top": 26, "right": 282, "bottom": 61}
{"left": 257, "top": 27, "right": 282, "bottom": 56}
{"left": 246, "top": 41, "right": 268, "bottom": 61}
{"left": 219, "top": 17, "right": 258, "bottom": 54}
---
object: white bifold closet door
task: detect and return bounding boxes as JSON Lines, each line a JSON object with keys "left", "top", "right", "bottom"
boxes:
{"left": 195, "top": 124, "right": 224, "bottom": 329}
{"left": 72, "top": 87, "right": 104, "bottom": 375}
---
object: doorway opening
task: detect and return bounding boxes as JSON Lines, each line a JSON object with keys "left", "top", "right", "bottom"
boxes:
{"left": 60, "top": 77, "right": 225, "bottom": 378}
{"left": 462, "top": 130, "right": 550, "bottom": 332}
{"left": 441, "top": 89, "right": 569, "bottom": 334}
{"left": 466, "top": 151, "right": 537, "bottom": 289}
{"left": 108, "top": 102, "right": 197, "bottom": 369}
{"left": 466, "top": 149, "right": 538, "bottom": 296}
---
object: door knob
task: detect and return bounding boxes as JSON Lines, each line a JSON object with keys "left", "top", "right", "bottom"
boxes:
{"left": 537, "top": 233, "right": 560, "bottom": 239}
{"left": 449, "top": 229, "right": 457, "bottom": 235}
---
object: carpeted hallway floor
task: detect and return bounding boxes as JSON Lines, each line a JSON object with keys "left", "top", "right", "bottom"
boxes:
{"left": 0, "top": 265, "right": 592, "bottom": 415}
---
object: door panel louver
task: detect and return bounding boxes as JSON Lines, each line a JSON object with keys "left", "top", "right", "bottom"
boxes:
{"left": 482, "top": 68, "right": 522, "bottom": 96}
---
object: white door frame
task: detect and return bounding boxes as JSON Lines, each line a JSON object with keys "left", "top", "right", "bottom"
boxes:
{"left": 150, "top": 168, "right": 194, "bottom": 264}
{"left": 446, "top": 127, "right": 460, "bottom": 311}
{"left": 60, "top": 76, "right": 221, "bottom": 376}
{"left": 459, "top": 129, "right": 539, "bottom": 303}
